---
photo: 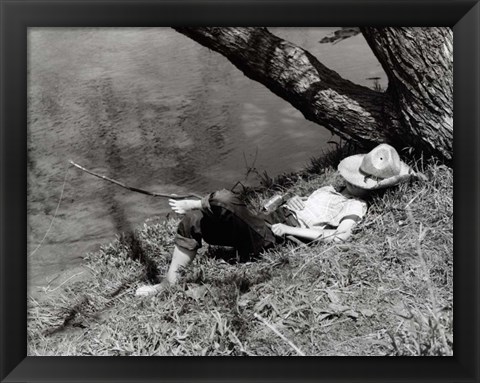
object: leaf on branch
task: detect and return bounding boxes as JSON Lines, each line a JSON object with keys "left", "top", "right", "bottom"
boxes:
{"left": 319, "top": 27, "right": 361, "bottom": 44}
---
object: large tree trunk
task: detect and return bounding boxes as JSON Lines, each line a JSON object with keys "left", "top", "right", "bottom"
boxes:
{"left": 361, "top": 28, "right": 453, "bottom": 161}
{"left": 174, "top": 27, "right": 453, "bottom": 162}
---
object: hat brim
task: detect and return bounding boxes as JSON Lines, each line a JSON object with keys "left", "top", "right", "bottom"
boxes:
{"left": 338, "top": 154, "right": 411, "bottom": 190}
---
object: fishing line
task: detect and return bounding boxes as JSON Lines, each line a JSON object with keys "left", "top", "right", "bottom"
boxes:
{"left": 29, "top": 163, "right": 72, "bottom": 258}
{"left": 29, "top": 160, "right": 203, "bottom": 257}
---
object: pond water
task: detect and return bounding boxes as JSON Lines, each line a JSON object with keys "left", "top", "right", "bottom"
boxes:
{"left": 27, "top": 27, "right": 387, "bottom": 291}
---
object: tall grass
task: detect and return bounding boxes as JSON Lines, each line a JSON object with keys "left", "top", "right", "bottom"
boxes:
{"left": 27, "top": 150, "right": 453, "bottom": 356}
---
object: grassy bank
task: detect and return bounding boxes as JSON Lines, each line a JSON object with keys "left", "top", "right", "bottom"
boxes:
{"left": 27, "top": 150, "right": 453, "bottom": 356}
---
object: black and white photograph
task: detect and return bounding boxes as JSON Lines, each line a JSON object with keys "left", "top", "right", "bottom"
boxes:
{"left": 26, "top": 27, "right": 453, "bottom": 356}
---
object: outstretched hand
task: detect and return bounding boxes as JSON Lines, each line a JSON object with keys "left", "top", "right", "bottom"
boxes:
{"left": 169, "top": 199, "right": 199, "bottom": 214}
{"left": 271, "top": 223, "right": 293, "bottom": 237}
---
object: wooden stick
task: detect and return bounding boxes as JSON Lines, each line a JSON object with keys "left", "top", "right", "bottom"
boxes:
{"left": 69, "top": 160, "right": 202, "bottom": 199}
{"left": 253, "top": 312, "right": 306, "bottom": 356}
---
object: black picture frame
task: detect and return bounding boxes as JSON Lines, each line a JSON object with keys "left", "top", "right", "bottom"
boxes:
{"left": 1, "top": 0, "right": 478, "bottom": 382}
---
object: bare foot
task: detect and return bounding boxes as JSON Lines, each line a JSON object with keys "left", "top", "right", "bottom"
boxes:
{"left": 135, "top": 280, "right": 169, "bottom": 297}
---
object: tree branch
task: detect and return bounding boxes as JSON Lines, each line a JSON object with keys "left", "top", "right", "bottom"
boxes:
{"left": 174, "top": 27, "right": 395, "bottom": 148}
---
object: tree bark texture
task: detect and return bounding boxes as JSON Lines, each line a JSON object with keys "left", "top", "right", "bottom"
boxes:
{"left": 361, "top": 27, "right": 453, "bottom": 161}
{"left": 174, "top": 27, "right": 453, "bottom": 162}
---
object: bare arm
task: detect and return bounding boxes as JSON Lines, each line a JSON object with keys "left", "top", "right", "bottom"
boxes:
{"left": 271, "top": 224, "right": 323, "bottom": 241}
{"left": 320, "top": 218, "right": 357, "bottom": 243}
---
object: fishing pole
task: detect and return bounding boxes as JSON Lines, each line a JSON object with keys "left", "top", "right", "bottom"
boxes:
{"left": 69, "top": 160, "right": 202, "bottom": 200}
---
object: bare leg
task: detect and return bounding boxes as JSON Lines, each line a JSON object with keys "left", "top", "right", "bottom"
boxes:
{"left": 135, "top": 246, "right": 196, "bottom": 297}
{"left": 165, "top": 246, "right": 196, "bottom": 284}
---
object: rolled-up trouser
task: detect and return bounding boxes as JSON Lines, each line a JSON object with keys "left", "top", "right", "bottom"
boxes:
{"left": 175, "top": 189, "right": 293, "bottom": 258}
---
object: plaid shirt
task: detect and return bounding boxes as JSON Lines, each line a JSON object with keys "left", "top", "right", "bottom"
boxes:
{"left": 286, "top": 186, "right": 367, "bottom": 229}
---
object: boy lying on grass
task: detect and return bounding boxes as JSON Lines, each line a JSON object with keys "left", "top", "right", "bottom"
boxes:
{"left": 136, "top": 144, "right": 416, "bottom": 297}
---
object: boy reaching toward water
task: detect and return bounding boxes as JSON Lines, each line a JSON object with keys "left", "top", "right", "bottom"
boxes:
{"left": 136, "top": 144, "right": 415, "bottom": 297}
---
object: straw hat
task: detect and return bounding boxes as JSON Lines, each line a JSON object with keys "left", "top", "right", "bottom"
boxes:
{"left": 338, "top": 144, "right": 411, "bottom": 190}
